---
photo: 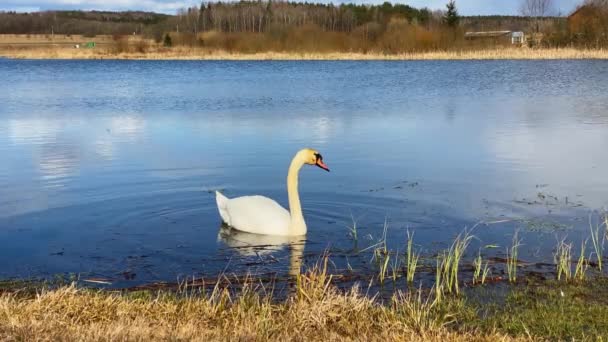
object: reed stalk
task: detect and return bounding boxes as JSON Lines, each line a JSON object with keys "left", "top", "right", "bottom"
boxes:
{"left": 406, "top": 230, "right": 420, "bottom": 284}
{"left": 473, "top": 250, "right": 490, "bottom": 285}
{"left": 590, "top": 219, "right": 604, "bottom": 271}
{"left": 574, "top": 240, "right": 589, "bottom": 282}
{"left": 506, "top": 231, "right": 522, "bottom": 283}
{"left": 554, "top": 239, "right": 572, "bottom": 282}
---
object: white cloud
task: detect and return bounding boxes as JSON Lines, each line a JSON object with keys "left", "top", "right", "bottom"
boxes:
{"left": 0, "top": 0, "right": 198, "bottom": 13}
{"left": 405, "top": 0, "right": 577, "bottom": 16}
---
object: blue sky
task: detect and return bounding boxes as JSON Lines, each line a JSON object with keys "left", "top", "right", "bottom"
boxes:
{"left": 0, "top": 0, "right": 581, "bottom": 16}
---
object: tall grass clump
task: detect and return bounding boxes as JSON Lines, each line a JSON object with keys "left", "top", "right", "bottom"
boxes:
{"left": 555, "top": 238, "right": 588, "bottom": 283}
{"left": 295, "top": 255, "right": 333, "bottom": 302}
{"left": 391, "top": 287, "right": 455, "bottom": 336}
{"left": 506, "top": 231, "right": 522, "bottom": 283}
{"left": 406, "top": 230, "right": 420, "bottom": 284}
{"left": 435, "top": 230, "right": 474, "bottom": 296}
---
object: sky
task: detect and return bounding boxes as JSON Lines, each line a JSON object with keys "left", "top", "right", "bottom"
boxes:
{"left": 0, "top": 0, "right": 581, "bottom": 16}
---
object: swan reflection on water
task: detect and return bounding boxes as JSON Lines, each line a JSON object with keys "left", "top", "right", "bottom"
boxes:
{"left": 217, "top": 225, "right": 306, "bottom": 276}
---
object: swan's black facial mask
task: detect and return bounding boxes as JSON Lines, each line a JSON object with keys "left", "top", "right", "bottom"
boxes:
{"left": 314, "top": 153, "right": 330, "bottom": 172}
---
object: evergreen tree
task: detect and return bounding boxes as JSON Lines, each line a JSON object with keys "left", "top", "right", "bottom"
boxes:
{"left": 163, "top": 33, "right": 172, "bottom": 47}
{"left": 199, "top": 2, "right": 206, "bottom": 31}
{"left": 443, "top": 1, "right": 459, "bottom": 27}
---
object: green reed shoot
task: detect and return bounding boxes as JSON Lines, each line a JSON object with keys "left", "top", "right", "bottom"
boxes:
{"left": 406, "top": 230, "right": 420, "bottom": 284}
{"left": 473, "top": 250, "right": 490, "bottom": 285}
{"left": 434, "top": 254, "right": 446, "bottom": 303}
{"left": 590, "top": 219, "right": 604, "bottom": 271}
{"left": 377, "top": 251, "right": 390, "bottom": 285}
{"left": 506, "top": 231, "right": 521, "bottom": 283}
{"left": 347, "top": 212, "right": 358, "bottom": 244}
{"left": 554, "top": 238, "right": 572, "bottom": 282}
{"left": 374, "top": 219, "right": 390, "bottom": 284}
{"left": 370, "top": 219, "right": 390, "bottom": 263}
{"left": 390, "top": 250, "right": 402, "bottom": 282}
{"left": 436, "top": 230, "right": 474, "bottom": 296}
{"left": 574, "top": 240, "right": 589, "bottom": 282}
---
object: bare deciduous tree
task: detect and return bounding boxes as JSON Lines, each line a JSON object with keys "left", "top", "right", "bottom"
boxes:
{"left": 519, "top": 0, "right": 554, "bottom": 16}
{"left": 584, "top": 0, "right": 608, "bottom": 6}
{"left": 520, "top": 0, "right": 554, "bottom": 34}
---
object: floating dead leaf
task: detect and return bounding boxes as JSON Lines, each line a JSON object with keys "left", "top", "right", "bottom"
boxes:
{"left": 82, "top": 278, "right": 113, "bottom": 285}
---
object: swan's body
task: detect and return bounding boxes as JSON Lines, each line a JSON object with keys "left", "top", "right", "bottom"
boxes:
{"left": 216, "top": 193, "right": 292, "bottom": 235}
{"left": 215, "top": 148, "right": 329, "bottom": 236}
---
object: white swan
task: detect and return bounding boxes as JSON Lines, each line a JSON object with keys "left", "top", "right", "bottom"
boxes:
{"left": 215, "top": 148, "right": 329, "bottom": 236}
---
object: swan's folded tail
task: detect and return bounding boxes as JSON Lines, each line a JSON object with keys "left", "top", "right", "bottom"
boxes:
{"left": 215, "top": 191, "right": 231, "bottom": 225}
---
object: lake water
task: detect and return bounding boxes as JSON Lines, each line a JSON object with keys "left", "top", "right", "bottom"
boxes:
{"left": 1, "top": 59, "right": 607, "bottom": 287}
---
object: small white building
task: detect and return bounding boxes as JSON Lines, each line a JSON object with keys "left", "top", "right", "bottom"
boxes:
{"left": 464, "top": 31, "right": 526, "bottom": 46}
{"left": 511, "top": 32, "right": 525, "bottom": 45}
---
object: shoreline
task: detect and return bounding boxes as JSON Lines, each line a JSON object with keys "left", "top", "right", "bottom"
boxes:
{"left": 2, "top": 47, "right": 608, "bottom": 60}
{"left": 2, "top": 269, "right": 608, "bottom": 340}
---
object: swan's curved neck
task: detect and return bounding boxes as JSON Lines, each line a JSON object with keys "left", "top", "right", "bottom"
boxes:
{"left": 287, "top": 154, "right": 306, "bottom": 235}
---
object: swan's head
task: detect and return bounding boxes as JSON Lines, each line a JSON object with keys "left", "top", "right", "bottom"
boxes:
{"left": 300, "top": 148, "right": 330, "bottom": 172}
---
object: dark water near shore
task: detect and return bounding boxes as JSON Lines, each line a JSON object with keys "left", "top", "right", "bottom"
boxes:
{"left": 0, "top": 59, "right": 607, "bottom": 287}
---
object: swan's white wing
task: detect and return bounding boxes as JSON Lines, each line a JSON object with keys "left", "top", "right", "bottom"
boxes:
{"left": 224, "top": 195, "right": 291, "bottom": 236}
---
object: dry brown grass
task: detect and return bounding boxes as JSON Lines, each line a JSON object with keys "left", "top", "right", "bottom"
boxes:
{"left": 1, "top": 44, "right": 608, "bottom": 60}
{"left": 0, "top": 34, "right": 117, "bottom": 44}
{"left": 0, "top": 263, "right": 516, "bottom": 342}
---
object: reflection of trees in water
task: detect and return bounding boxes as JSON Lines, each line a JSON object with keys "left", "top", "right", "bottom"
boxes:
{"left": 218, "top": 226, "right": 305, "bottom": 276}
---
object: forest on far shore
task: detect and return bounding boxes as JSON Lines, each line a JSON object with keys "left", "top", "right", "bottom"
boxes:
{"left": 1, "top": 0, "right": 607, "bottom": 53}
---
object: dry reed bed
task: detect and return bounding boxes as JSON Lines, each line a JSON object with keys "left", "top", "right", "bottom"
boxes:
{"left": 2, "top": 46, "right": 608, "bottom": 60}
{"left": 0, "top": 268, "right": 514, "bottom": 342}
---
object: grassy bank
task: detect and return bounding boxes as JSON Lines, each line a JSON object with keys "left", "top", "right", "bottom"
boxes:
{"left": 3, "top": 222, "right": 608, "bottom": 340}
{"left": 2, "top": 264, "right": 608, "bottom": 341}
{"left": 2, "top": 46, "right": 608, "bottom": 60}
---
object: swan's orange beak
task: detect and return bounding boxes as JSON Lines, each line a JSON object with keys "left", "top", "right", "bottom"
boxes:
{"left": 316, "top": 158, "right": 330, "bottom": 172}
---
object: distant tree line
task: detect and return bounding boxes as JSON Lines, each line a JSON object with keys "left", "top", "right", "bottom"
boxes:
{"left": 171, "top": 1, "right": 432, "bottom": 34}
{"left": 0, "top": 0, "right": 607, "bottom": 51}
{"left": 0, "top": 10, "right": 170, "bottom": 36}
{"left": 0, "top": 2, "right": 432, "bottom": 37}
